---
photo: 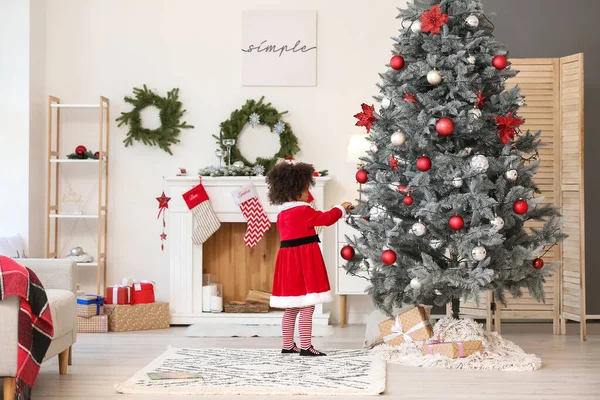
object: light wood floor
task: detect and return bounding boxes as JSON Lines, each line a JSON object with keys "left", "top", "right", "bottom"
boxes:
{"left": 10, "top": 323, "right": 600, "bottom": 399}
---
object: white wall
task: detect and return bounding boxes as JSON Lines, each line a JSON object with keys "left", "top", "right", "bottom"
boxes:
{"left": 0, "top": 0, "right": 30, "bottom": 245}
{"left": 36, "top": 0, "right": 410, "bottom": 322}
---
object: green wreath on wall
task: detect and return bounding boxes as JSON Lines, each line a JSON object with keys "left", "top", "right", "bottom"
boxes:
{"left": 116, "top": 85, "right": 194, "bottom": 155}
{"left": 215, "top": 97, "right": 300, "bottom": 172}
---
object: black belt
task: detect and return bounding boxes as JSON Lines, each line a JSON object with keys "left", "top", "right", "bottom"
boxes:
{"left": 280, "top": 235, "right": 321, "bottom": 248}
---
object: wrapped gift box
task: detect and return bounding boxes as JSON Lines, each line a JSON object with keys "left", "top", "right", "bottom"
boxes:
{"left": 77, "top": 315, "right": 109, "bottom": 333}
{"left": 103, "top": 302, "right": 170, "bottom": 332}
{"left": 378, "top": 306, "right": 434, "bottom": 346}
{"left": 422, "top": 340, "right": 483, "bottom": 359}
{"left": 131, "top": 280, "right": 155, "bottom": 304}
{"left": 105, "top": 285, "right": 131, "bottom": 305}
{"left": 77, "top": 294, "right": 104, "bottom": 317}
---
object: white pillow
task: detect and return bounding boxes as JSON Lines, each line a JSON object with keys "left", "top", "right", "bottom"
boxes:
{"left": 0, "top": 234, "right": 27, "bottom": 258}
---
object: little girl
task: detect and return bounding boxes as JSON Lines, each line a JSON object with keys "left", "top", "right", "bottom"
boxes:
{"left": 266, "top": 162, "right": 352, "bottom": 356}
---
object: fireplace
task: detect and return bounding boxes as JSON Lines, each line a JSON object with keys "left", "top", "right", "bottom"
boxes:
{"left": 163, "top": 176, "right": 331, "bottom": 327}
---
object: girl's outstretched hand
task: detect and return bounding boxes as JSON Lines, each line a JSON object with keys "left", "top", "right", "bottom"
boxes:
{"left": 341, "top": 202, "right": 354, "bottom": 211}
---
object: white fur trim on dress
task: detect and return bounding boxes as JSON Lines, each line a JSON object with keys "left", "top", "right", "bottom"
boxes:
{"left": 270, "top": 291, "right": 333, "bottom": 308}
{"left": 279, "top": 202, "right": 312, "bottom": 211}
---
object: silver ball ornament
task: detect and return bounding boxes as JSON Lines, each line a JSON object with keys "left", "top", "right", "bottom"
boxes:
{"left": 427, "top": 69, "right": 443, "bottom": 85}
{"left": 411, "top": 222, "right": 427, "bottom": 237}
{"left": 471, "top": 155, "right": 489, "bottom": 173}
{"left": 506, "top": 169, "right": 518, "bottom": 181}
{"left": 491, "top": 216, "right": 505, "bottom": 231}
{"left": 452, "top": 177, "right": 464, "bottom": 188}
{"left": 391, "top": 131, "right": 406, "bottom": 146}
{"left": 410, "top": 278, "right": 422, "bottom": 290}
{"left": 466, "top": 15, "right": 480, "bottom": 28}
{"left": 70, "top": 247, "right": 83, "bottom": 257}
{"left": 467, "top": 55, "right": 477, "bottom": 65}
{"left": 411, "top": 20, "right": 422, "bottom": 33}
{"left": 381, "top": 97, "right": 391, "bottom": 109}
{"left": 233, "top": 161, "right": 245, "bottom": 168}
{"left": 469, "top": 108, "right": 482, "bottom": 119}
{"left": 370, "top": 143, "right": 379, "bottom": 153}
{"left": 471, "top": 246, "right": 487, "bottom": 261}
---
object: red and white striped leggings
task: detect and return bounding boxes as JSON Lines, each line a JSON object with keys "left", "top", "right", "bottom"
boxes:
{"left": 282, "top": 305, "right": 315, "bottom": 350}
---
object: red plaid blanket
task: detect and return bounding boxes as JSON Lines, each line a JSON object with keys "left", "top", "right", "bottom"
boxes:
{"left": 0, "top": 256, "right": 54, "bottom": 399}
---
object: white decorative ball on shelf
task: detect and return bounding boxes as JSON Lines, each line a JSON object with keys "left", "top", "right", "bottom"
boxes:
{"left": 452, "top": 177, "right": 464, "bottom": 188}
{"left": 411, "top": 222, "right": 427, "bottom": 237}
{"left": 233, "top": 161, "right": 245, "bottom": 168}
{"left": 410, "top": 278, "right": 422, "bottom": 290}
{"left": 469, "top": 108, "right": 482, "bottom": 119}
{"left": 70, "top": 247, "right": 83, "bottom": 257}
{"left": 370, "top": 143, "right": 379, "bottom": 153}
{"left": 471, "top": 246, "right": 487, "bottom": 261}
{"left": 506, "top": 169, "right": 518, "bottom": 181}
{"left": 491, "top": 216, "right": 505, "bottom": 231}
{"left": 466, "top": 14, "right": 480, "bottom": 28}
{"left": 467, "top": 55, "right": 477, "bottom": 64}
{"left": 411, "top": 20, "right": 422, "bottom": 33}
{"left": 390, "top": 131, "right": 407, "bottom": 146}
{"left": 381, "top": 97, "right": 391, "bottom": 109}
{"left": 427, "top": 69, "right": 443, "bottom": 85}
{"left": 470, "top": 155, "right": 489, "bottom": 173}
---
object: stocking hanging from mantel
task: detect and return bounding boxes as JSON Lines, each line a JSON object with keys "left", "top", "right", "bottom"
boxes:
{"left": 182, "top": 182, "right": 221, "bottom": 245}
{"left": 231, "top": 183, "right": 271, "bottom": 248}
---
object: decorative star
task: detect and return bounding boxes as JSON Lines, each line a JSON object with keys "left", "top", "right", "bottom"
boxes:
{"left": 248, "top": 112, "right": 261, "bottom": 128}
{"left": 156, "top": 191, "right": 171, "bottom": 219}
{"left": 421, "top": 5, "right": 449, "bottom": 35}
{"left": 494, "top": 111, "right": 524, "bottom": 144}
{"left": 476, "top": 91, "right": 486, "bottom": 108}
{"left": 389, "top": 155, "right": 399, "bottom": 171}
{"left": 160, "top": 232, "right": 167, "bottom": 240}
{"left": 354, "top": 104, "right": 376, "bottom": 133}
{"left": 403, "top": 92, "right": 418, "bottom": 104}
{"left": 273, "top": 121, "right": 286, "bottom": 135}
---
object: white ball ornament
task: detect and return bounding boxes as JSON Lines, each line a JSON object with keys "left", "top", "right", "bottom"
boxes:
{"left": 233, "top": 161, "right": 245, "bottom": 168}
{"left": 410, "top": 278, "right": 422, "bottom": 290}
{"left": 491, "top": 216, "right": 505, "bottom": 231}
{"left": 469, "top": 108, "right": 482, "bottom": 119}
{"left": 411, "top": 222, "right": 427, "bottom": 237}
{"left": 391, "top": 131, "right": 407, "bottom": 146}
{"left": 506, "top": 169, "right": 518, "bottom": 181}
{"left": 381, "top": 97, "right": 391, "bottom": 109}
{"left": 452, "top": 177, "right": 464, "bottom": 188}
{"left": 427, "top": 69, "right": 443, "bottom": 85}
{"left": 370, "top": 143, "right": 379, "bottom": 153}
{"left": 467, "top": 55, "right": 477, "bottom": 65}
{"left": 411, "top": 20, "right": 422, "bottom": 33}
{"left": 466, "top": 15, "right": 480, "bottom": 28}
{"left": 471, "top": 246, "right": 487, "bottom": 261}
{"left": 471, "top": 155, "right": 489, "bottom": 173}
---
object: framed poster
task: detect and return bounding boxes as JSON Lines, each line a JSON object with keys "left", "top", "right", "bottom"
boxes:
{"left": 241, "top": 10, "right": 317, "bottom": 87}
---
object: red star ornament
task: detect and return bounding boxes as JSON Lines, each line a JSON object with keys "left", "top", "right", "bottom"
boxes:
{"left": 160, "top": 232, "right": 167, "bottom": 240}
{"left": 156, "top": 191, "right": 171, "bottom": 219}
{"left": 494, "top": 111, "right": 524, "bottom": 144}
{"left": 421, "top": 5, "right": 449, "bottom": 35}
{"left": 403, "top": 92, "right": 418, "bottom": 104}
{"left": 476, "top": 91, "right": 486, "bottom": 108}
{"left": 389, "top": 155, "right": 400, "bottom": 171}
{"left": 354, "top": 104, "right": 376, "bottom": 133}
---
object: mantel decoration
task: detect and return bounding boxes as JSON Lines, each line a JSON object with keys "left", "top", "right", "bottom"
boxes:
{"left": 67, "top": 145, "right": 99, "bottom": 160}
{"left": 214, "top": 97, "right": 300, "bottom": 172}
{"left": 116, "top": 85, "right": 194, "bottom": 155}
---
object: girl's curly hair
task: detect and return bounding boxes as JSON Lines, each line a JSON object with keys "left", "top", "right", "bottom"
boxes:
{"left": 266, "top": 162, "right": 315, "bottom": 205}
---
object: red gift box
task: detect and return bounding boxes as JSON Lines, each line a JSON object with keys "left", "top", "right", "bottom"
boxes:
{"left": 131, "top": 280, "right": 155, "bottom": 304}
{"left": 105, "top": 285, "right": 131, "bottom": 305}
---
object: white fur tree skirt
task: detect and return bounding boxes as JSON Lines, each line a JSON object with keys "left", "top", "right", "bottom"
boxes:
{"left": 372, "top": 318, "right": 542, "bottom": 371}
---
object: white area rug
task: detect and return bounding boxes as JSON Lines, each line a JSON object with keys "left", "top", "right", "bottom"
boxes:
{"left": 115, "top": 347, "right": 386, "bottom": 396}
{"left": 372, "top": 318, "right": 542, "bottom": 371}
{"left": 185, "top": 323, "right": 333, "bottom": 338}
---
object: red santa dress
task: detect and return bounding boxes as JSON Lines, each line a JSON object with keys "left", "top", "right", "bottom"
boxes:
{"left": 270, "top": 202, "right": 346, "bottom": 309}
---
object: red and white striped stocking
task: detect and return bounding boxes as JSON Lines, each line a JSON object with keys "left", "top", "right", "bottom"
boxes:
{"left": 232, "top": 184, "right": 271, "bottom": 248}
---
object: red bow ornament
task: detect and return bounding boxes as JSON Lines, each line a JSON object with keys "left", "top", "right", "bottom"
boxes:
{"left": 354, "top": 103, "right": 376, "bottom": 133}
{"left": 494, "top": 111, "right": 524, "bottom": 144}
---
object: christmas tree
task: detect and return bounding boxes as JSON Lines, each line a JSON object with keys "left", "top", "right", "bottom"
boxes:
{"left": 344, "top": 0, "right": 566, "bottom": 318}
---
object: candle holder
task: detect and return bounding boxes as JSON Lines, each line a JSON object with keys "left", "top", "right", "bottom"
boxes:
{"left": 215, "top": 150, "right": 227, "bottom": 167}
{"left": 202, "top": 274, "right": 215, "bottom": 313}
{"left": 210, "top": 283, "right": 223, "bottom": 313}
{"left": 222, "top": 139, "right": 236, "bottom": 166}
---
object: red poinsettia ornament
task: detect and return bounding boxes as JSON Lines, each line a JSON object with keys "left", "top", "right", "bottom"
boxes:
{"left": 354, "top": 103, "right": 376, "bottom": 133}
{"left": 421, "top": 5, "right": 449, "bottom": 35}
{"left": 389, "top": 155, "right": 400, "bottom": 171}
{"left": 476, "top": 91, "right": 486, "bottom": 108}
{"left": 495, "top": 111, "right": 524, "bottom": 144}
{"left": 403, "top": 92, "right": 417, "bottom": 104}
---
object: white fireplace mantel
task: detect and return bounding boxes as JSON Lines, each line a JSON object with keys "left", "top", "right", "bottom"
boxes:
{"left": 163, "top": 176, "right": 331, "bottom": 327}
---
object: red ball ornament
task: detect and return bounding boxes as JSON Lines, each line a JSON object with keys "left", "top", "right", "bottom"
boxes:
{"left": 403, "top": 195, "right": 414, "bottom": 206}
{"left": 381, "top": 250, "right": 397, "bottom": 265}
{"left": 492, "top": 55, "right": 508, "bottom": 70}
{"left": 513, "top": 199, "right": 529, "bottom": 215}
{"left": 94, "top": 151, "right": 100, "bottom": 158}
{"left": 397, "top": 185, "right": 408, "bottom": 193}
{"left": 533, "top": 258, "right": 544, "bottom": 270}
{"left": 390, "top": 55, "right": 405, "bottom": 70}
{"left": 416, "top": 156, "right": 432, "bottom": 172}
{"left": 340, "top": 245, "right": 356, "bottom": 261}
{"left": 75, "top": 145, "right": 87, "bottom": 155}
{"left": 356, "top": 169, "right": 368, "bottom": 184}
{"left": 449, "top": 215, "right": 465, "bottom": 231}
{"left": 436, "top": 117, "right": 455, "bottom": 136}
